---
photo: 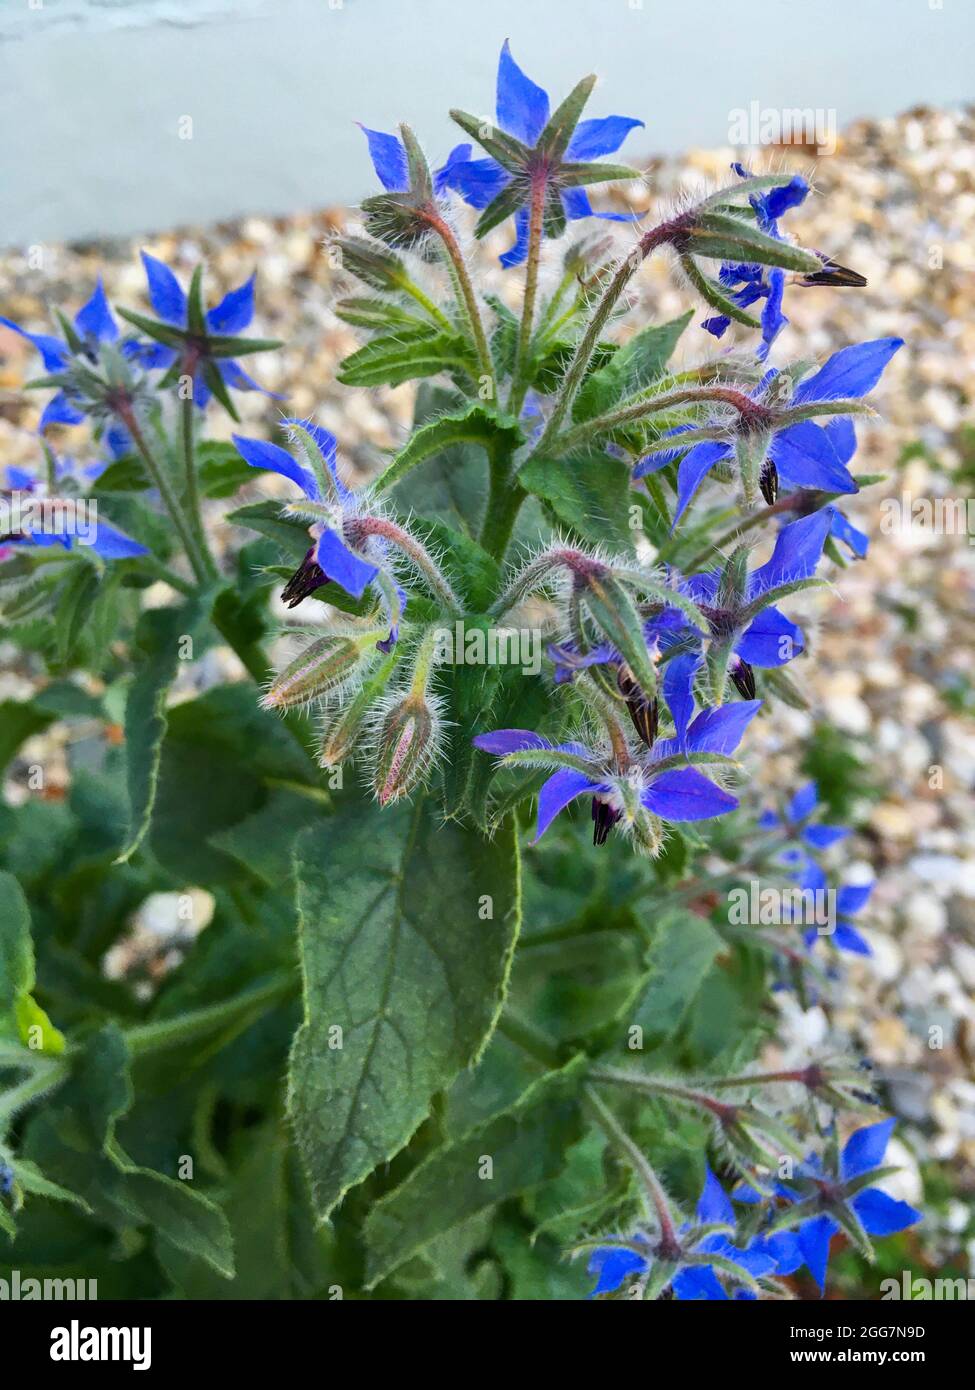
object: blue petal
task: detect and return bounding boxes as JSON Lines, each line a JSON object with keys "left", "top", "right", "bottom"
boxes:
{"left": 832, "top": 923, "right": 872, "bottom": 955}
{"left": 748, "top": 508, "right": 832, "bottom": 597}
{"left": 770, "top": 421, "right": 858, "bottom": 494}
{"left": 282, "top": 416, "right": 345, "bottom": 496}
{"left": 473, "top": 729, "right": 554, "bottom": 756}
{"left": 642, "top": 767, "right": 737, "bottom": 822}
{"left": 443, "top": 156, "right": 511, "bottom": 210}
{"left": 567, "top": 115, "right": 644, "bottom": 159}
{"left": 793, "top": 337, "right": 904, "bottom": 404}
{"left": 682, "top": 699, "right": 762, "bottom": 756}
{"left": 0, "top": 317, "right": 70, "bottom": 372}
{"left": 803, "top": 823, "right": 850, "bottom": 849}
{"left": 837, "top": 882, "right": 873, "bottom": 916}
{"left": 89, "top": 519, "right": 148, "bottom": 560}
{"left": 762, "top": 1230, "right": 803, "bottom": 1275}
{"left": 673, "top": 1265, "right": 728, "bottom": 1301}
{"left": 496, "top": 40, "right": 549, "bottom": 144}
{"left": 207, "top": 275, "right": 255, "bottom": 334}
{"left": 663, "top": 651, "right": 702, "bottom": 744}
{"left": 824, "top": 416, "right": 857, "bottom": 466}
{"left": 218, "top": 359, "right": 283, "bottom": 398}
{"left": 561, "top": 187, "right": 641, "bottom": 223}
{"left": 761, "top": 175, "right": 809, "bottom": 221}
{"left": 702, "top": 314, "right": 731, "bottom": 339}
{"left": 104, "top": 422, "right": 132, "bottom": 460}
{"left": 231, "top": 433, "right": 319, "bottom": 500}
{"left": 757, "top": 269, "right": 787, "bottom": 361}
{"left": 588, "top": 1246, "right": 647, "bottom": 1296}
{"left": 433, "top": 143, "right": 473, "bottom": 195}
{"left": 673, "top": 441, "right": 732, "bottom": 525}
{"left": 358, "top": 125, "right": 409, "bottom": 192}
{"left": 736, "top": 606, "right": 804, "bottom": 667}
{"left": 140, "top": 252, "right": 187, "bottom": 325}
{"left": 315, "top": 526, "right": 379, "bottom": 599}
{"left": 841, "top": 1118, "right": 895, "bottom": 1181}
{"left": 74, "top": 278, "right": 119, "bottom": 343}
{"left": 787, "top": 781, "right": 818, "bottom": 821}
{"left": 6, "top": 466, "right": 37, "bottom": 490}
{"left": 697, "top": 1166, "right": 735, "bottom": 1226}
{"left": 798, "top": 1215, "right": 837, "bottom": 1294}
{"left": 535, "top": 768, "right": 604, "bottom": 841}
{"left": 829, "top": 508, "right": 869, "bottom": 559}
{"left": 40, "top": 391, "right": 85, "bottom": 430}
{"left": 852, "top": 1188, "right": 922, "bottom": 1237}
{"left": 499, "top": 208, "right": 531, "bottom": 269}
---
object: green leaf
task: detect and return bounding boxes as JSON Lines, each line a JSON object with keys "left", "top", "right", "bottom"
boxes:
{"left": 627, "top": 910, "right": 723, "bottom": 1049}
{"left": 337, "top": 329, "right": 476, "bottom": 388}
{"left": 538, "top": 75, "right": 596, "bottom": 160}
{"left": 687, "top": 213, "right": 821, "bottom": 274}
{"left": 196, "top": 440, "right": 262, "bottom": 498}
{"left": 225, "top": 499, "right": 311, "bottom": 558}
{"left": 151, "top": 683, "right": 315, "bottom": 885}
{"left": 288, "top": 798, "right": 521, "bottom": 1222}
{"left": 374, "top": 403, "right": 522, "bottom": 496}
{"left": 53, "top": 562, "right": 101, "bottom": 667}
{"left": 0, "top": 699, "right": 56, "bottom": 778}
{"left": 115, "top": 601, "right": 202, "bottom": 864}
{"left": 519, "top": 450, "right": 633, "bottom": 547}
{"left": 573, "top": 312, "right": 692, "bottom": 423}
{"left": 559, "top": 160, "right": 641, "bottom": 187}
{"left": 0, "top": 871, "right": 65, "bottom": 1055}
{"left": 363, "top": 1060, "right": 585, "bottom": 1285}
{"left": 109, "top": 1144, "right": 235, "bottom": 1279}
{"left": 6, "top": 1158, "right": 91, "bottom": 1214}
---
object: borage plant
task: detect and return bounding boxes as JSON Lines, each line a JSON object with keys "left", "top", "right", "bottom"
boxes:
{"left": 0, "top": 43, "right": 916, "bottom": 1301}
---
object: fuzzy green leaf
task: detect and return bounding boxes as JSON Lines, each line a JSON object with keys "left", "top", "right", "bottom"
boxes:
{"left": 289, "top": 797, "right": 521, "bottom": 1222}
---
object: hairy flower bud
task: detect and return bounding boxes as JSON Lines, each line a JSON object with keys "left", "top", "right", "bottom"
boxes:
{"left": 261, "top": 632, "right": 378, "bottom": 711}
{"left": 372, "top": 692, "right": 440, "bottom": 805}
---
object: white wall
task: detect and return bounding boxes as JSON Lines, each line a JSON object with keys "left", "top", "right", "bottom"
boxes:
{"left": 2, "top": 0, "right": 972, "bottom": 246}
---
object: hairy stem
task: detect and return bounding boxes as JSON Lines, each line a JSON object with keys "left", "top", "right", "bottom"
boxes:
{"left": 584, "top": 1084, "right": 680, "bottom": 1243}
{"left": 423, "top": 209, "right": 495, "bottom": 388}
{"left": 508, "top": 172, "right": 546, "bottom": 415}
{"left": 118, "top": 405, "right": 209, "bottom": 585}
{"left": 531, "top": 217, "right": 686, "bottom": 455}
{"left": 124, "top": 972, "right": 296, "bottom": 1057}
{"left": 179, "top": 390, "right": 217, "bottom": 581}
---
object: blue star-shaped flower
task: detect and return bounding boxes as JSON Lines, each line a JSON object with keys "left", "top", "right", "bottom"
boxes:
{"left": 442, "top": 41, "right": 643, "bottom": 267}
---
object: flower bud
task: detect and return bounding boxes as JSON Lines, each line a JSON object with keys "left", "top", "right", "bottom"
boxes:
{"left": 261, "top": 633, "right": 376, "bottom": 711}
{"left": 372, "top": 693, "right": 439, "bottom": 805}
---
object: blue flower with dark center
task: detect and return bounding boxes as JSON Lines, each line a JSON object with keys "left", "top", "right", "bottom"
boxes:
{"left": 741, "top": 1121, "right": 921, "bottom": 1293}
{"left": 117, "top": 254, "right": 282, "bottom": 416}
{"left": 700, "top": 163, "right": 810, "bottom": 360}
{"left": 359, "top": 125, "right": 473, "bottom": 198}
{"left": 2, "top": 458, "right": 147, "bottom": 561}
{"left": 233, "top": 419, "right": 404, "bottom": 647}
{"left": 442, "top": 41, "right": 643, "bottom": 266}
{"left": 474, "top": 689, "right": 759, "bottom": 849}
{"left": 588, "top": 1167, "right": 780, "bottom": 1299}
{"left": 645, "top": 508, "right": 835, "bottom": 704}
{"left": 758, "top": 779, "right": 850, "bottom": 852}
{"left": 1, "top": 280, "right": 134, "bottom": 455}
{"left": 635, "top": 338, "right": 903, "bottom": 523}
{"left": 795, "top": 857, "right": 874, "bottom": 957}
